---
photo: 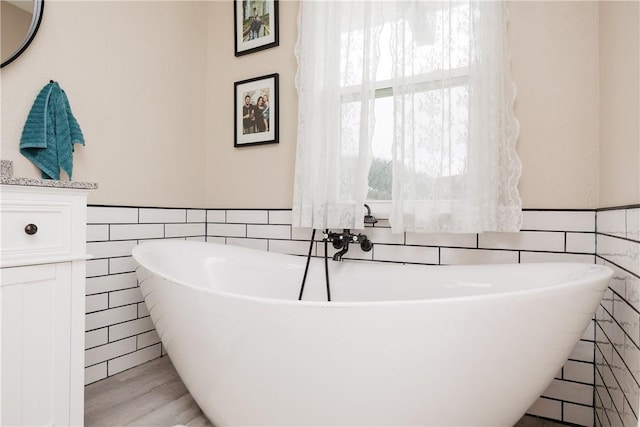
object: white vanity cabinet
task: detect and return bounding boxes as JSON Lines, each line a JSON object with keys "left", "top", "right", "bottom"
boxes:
{"left": 1, "top": 184, "right": 89, "bottom": 426}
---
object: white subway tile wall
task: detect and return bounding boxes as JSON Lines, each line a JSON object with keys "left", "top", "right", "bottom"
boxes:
{"left": 594, "top": 207, "right": 640, "bottom": 427}
{"left": 83, "top": 206, "right": 639, "bottom": 427}
{"left": 84, "top": 206, "right": 206, "bottom": 385}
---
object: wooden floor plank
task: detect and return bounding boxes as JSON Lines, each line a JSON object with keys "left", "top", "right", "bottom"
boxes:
{"left": 85, "top": 355, "right": 567, "bottom": 427}
{"left": 85, "top": 357, "right": 179, "bottom": 417}
{"left": 128, "top": 394, "right": 207, "bottom": 426}
{"left": 85, "top": 356, "right": 212, "bottom": 427}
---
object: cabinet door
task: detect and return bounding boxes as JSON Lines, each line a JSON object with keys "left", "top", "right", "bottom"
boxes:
{"left": 1, "top": 263, "right": 72, "bottom": 426}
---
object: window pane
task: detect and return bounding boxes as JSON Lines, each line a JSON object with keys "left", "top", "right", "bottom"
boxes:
{"left": 377, "top": 2, "right": 470, "bottom": 81}
{"left": 407, "top": 84, "right": 469, "bottom": 178}
{"left": 340, "top": 3, "right": 470, "bottom": 87}
{"left": 367, "top": 83, "right": 469, "bottom": 201}
{"left": 368, "top": 96, "right": 393, "bottom": 200}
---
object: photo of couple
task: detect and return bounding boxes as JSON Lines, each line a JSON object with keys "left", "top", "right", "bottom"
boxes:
{"left": 234, "top": 0, "right": 279, "bottom": 56}
{"left": 242, "top": 91, "right": 270, "bottom": 135}
{"left": 235, "top": 73, "right": 278, "bottom": 147}
{"left": 242, "top": 1, "right": 271, "bottom": 42}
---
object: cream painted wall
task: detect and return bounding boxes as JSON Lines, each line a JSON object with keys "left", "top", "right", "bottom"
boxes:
{"left": 205, "top": 0, "right": 298, "bottom": 209}
{"left": 509, "top": 1, "right": 600, "bottom": 209}
{"left": 1, "top": 1, "right": 207, "bottom": 208}
{"left": 599, "top": 0, "right": 640, "bottom": 207}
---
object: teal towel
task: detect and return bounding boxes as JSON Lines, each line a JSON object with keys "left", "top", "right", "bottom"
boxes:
{"left": 20, "top": 81, "right": 85, "bottom": 180}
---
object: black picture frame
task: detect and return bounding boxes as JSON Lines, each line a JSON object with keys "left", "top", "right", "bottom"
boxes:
{"left": 234, "top": 0, "right": 279, "bottom": 57}
{"left": 234, "top": 73, "right": 279, "bottom": 147}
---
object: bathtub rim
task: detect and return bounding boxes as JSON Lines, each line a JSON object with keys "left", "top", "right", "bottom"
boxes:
{"left": 132, "top": 240, "right": 613, "bottom": 309}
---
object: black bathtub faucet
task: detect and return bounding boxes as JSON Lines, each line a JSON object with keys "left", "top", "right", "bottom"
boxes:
{"left": 322, "top": 204, "right": 376, "bottom": 261}
{"left": 324, "top": 228, "right": 373, "bottom": 261}
{"left": 298, "top": 206, "right": 376, "bottom": 301}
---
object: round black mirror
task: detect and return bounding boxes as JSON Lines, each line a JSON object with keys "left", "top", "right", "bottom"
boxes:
{"left": 1, "top": 0, "right": 44, "bottom": 68}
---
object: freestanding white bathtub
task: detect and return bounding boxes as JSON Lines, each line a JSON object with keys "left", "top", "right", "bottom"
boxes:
{"left": 132, "top": 239, "right": 612, "bottom": 427}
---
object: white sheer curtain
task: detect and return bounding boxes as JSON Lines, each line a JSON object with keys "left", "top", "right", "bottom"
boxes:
{"left": 292, "top": 1, "right": 522, "bottom": 233}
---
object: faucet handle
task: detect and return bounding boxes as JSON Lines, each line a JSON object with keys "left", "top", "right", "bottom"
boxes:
{"left": 360, "top": 236, "right": 373, "bottom": 252}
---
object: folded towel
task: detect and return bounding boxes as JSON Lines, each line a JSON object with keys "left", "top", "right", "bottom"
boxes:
{"left": 20, "top": 81, "right": 85, "bottom": 180}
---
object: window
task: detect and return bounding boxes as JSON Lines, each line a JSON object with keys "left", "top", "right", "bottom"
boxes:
{"left": 293, "top": 1, "right": 522, "bottom": 233}
{"left": 336, "top": 3, "right": 472, "bottom": 201}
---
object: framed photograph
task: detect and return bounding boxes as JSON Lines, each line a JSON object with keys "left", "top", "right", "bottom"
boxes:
{"left": 234, "top": 0, "right": 279, "bottom": 57}
{"left": 234, "top": 73, "right": 279, "bottom": 147}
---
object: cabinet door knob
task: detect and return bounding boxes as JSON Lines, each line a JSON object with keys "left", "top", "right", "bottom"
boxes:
{"left": 24, "top": 224, "right": 38, "bottom": 235}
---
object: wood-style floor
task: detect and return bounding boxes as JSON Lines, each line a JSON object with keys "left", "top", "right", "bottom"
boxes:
{"left": 85, "top": 356, "right": 565, "bottom": 427}
{"left": 85, "top": 356, "right": 213, "bottom": 426}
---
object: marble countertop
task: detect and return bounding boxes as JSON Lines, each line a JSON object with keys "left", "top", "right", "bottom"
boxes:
{"left": 1, "top": 160, "right": 98, "bottom": 190}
